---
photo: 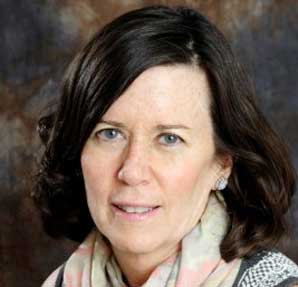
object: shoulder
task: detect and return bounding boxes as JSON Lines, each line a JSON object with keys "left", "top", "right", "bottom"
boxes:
{"left": 233, "top": 249, "right": 298, "bottom": 287}
{"left": 41, "top": 264, "right": 65, "bottom": 287}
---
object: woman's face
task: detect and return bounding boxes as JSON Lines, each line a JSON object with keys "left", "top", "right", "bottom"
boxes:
{"left": 81, "top": 64, "right": 230, "bottom": 258}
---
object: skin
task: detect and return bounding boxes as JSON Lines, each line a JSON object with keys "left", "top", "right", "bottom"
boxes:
{"left": 80, "top": 64, "right": 232, "bottom": 286}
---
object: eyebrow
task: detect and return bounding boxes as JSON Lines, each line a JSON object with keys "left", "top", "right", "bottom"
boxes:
{"left": 98, "top": 120, "right": 191, "bottom": 130}
{"left": 155, "top": 124, "right": 191, "bottom": 130}
{"left": 98, "top": 120, "right": 126, "bottom": 128}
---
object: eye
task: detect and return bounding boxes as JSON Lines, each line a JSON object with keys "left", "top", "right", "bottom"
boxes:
{"left": 159, "top": 133, "right": 183, "bottom": 146}
{"left": 95, "top": 128, "right": 123, "bottom": 141}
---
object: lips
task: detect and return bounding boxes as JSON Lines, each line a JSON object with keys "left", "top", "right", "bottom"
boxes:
{"left": 111, "top": 202, "right": 160, "bottom": 209}
{"left": 112, "top": 202, "right": 160, "bottom": 221}
{"left": 112, "top": 203, "right": 159, "bottom": 213}
{"left": 116, "top": 206, "right": 155, "bottom": 214}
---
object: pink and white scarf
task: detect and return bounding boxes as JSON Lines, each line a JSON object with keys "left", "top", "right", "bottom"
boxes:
{"left": 42, "top": 193, "right": 241, "bottom": 287}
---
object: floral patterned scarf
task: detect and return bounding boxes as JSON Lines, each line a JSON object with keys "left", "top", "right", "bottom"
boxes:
{"left": 42, "top": 193, "right": 241, "bottom": 287}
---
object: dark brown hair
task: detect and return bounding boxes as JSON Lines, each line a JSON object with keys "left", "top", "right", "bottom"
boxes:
{"left": 32, "top": 5, "right": 296, "bottom": 261}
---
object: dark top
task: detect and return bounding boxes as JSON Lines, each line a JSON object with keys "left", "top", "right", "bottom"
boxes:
{"left": 232, "top": 250, "right": 298, "bottom": 287}
{"left": 55, "top": 249, "right": 298, "bottom": 286}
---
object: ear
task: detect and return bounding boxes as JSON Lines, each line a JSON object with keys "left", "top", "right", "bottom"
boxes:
{"left": 216, "top": 153, "right": 233, "bottom": 178}
{"left": 212, "top": 154, "right": 233, "bottom": 191}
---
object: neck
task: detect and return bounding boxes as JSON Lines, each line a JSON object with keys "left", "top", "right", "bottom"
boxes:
{"left": 112, "top": 244, "right": 180, "bottom": 287}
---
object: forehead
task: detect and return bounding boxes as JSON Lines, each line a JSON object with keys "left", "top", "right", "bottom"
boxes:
{"left": 102, "top": 64, "right": 212, "bottom": 126}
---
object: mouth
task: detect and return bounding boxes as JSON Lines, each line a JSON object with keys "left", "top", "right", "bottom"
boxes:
{"left": 112, "top": 204, "right": 160, "bottom": 213}
{"left": 111, "top": 203, "right": 161, "bottom": 221}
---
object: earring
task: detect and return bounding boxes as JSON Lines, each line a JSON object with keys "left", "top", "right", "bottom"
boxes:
{"left": 214, "top": 177, "right": 228, "bottom": 190}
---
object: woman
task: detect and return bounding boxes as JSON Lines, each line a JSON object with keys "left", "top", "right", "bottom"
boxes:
{"left": 33, "top": 5, "right": 298, "bottom": 287}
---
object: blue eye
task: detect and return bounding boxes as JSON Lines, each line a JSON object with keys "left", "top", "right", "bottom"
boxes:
{"left": 159, "top": 134, "right": 182, "bottom": 146}
{"left": 96, "top": 128, "right": 122, "bottom": 141}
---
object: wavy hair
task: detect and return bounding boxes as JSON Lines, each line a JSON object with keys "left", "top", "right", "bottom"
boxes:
{"left": 32, "top": 5, "right": 296, "bottom": 261}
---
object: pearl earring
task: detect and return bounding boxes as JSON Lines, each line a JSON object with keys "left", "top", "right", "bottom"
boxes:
{"left": 214, "top": 177, "right": 228, "bottom": 190}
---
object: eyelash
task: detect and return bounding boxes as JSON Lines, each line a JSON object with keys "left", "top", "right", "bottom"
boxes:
{"left": 94, "top": 128, "right": 184, "bottom": 146}
{"left": 95, "top": 128, "right": 123, "bottom": 141}
{"left": 159, "top": 133, "right": 183, "bottom": 146}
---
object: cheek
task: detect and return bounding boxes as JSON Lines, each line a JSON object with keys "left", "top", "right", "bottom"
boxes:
{"left": 162, "top": 156, "right": 217, "bottom": 221}
{"left": 81, "top": 153, "right": 99, "bottom": 186}
{"left": 161, "top": 158, "right": 214, "bottom": 234}
{"left": 80, "top": 149, "right": 114, "bottom": 196}
{"left": 167, "top": 158, "right": 214, "bottom": 194}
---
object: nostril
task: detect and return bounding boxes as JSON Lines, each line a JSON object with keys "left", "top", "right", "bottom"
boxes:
{"left": 117, "top": 169, "right": 125, "bottom": 180}
{"left": 117, "top": 148, "right": 152, "bottom": 185}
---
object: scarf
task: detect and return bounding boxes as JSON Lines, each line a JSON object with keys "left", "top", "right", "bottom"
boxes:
{"left": 42, "top": 192, "right": 241, "bottom": 287}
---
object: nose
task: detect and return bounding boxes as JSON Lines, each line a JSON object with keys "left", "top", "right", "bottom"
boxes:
{"left": 117, "top": 140, "right": 151, "bottom": 186}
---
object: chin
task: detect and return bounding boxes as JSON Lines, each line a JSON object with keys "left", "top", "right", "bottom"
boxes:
{"left": 111, "top": 235, "right": 160, "bottom": 255}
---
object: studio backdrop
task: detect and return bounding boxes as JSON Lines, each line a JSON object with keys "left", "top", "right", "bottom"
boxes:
{"left": 1, "top": 1, "right": 297, "bottom": 286}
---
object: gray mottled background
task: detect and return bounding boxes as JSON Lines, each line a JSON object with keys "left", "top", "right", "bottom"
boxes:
{"left": 0, "top": 0, "right": 297, "bottom": 286}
